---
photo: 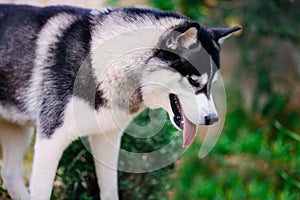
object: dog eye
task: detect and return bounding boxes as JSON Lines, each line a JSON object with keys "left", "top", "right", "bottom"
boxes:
{"left": 187, "top": 77, "right": 200, "bottom": 87}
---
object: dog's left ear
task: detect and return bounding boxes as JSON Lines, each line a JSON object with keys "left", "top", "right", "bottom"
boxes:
{"left": 209, "top": 25, "right": 242, "bottom": 44}
{"left": 167, "top": 23, "right": 199, "bottom": 49}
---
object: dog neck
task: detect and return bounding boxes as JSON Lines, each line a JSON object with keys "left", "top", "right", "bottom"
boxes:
{"left": 89, "top": 10, "right": 185, "bottom": 115}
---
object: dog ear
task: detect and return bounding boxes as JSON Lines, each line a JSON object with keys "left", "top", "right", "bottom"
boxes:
{"left": 177, "top": 25, "right": 198, "bottom": 48}
{"left": 167, "top": 24, "right": 199, "bottom": 49}
{"left": 209, "top": 25, "right": 242, "bottom": 44}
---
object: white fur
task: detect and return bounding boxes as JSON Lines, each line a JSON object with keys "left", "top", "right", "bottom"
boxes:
{"left": 90, "top": 12, "right": 184, "bottom": 86}
{"left": 217, "top": 33, "right": 233, "bottom": 44}
{"left": 0, "top": 8, "right": 221, "bottom": 200}
{"left": 26, "top": 13, "right": 78, "bottom": 120}
{"left": 90, "top": 132, "right": 123, "bottom": 200}
{"left": 63, "top": 97, "right": 132, "bottom": 137}
{"left": 167, "top": 27, "right": 198, "bottom": 49}
{"left": 212, "top": 71, "right": 219, "bottom": 82}
{"left": 142, "top": 57, "right": 218, "bottom": 126}
{"left": 0, "top": 104, "right": 34, "bottom": 125}
{"left": 90, "top": 10, "right": 183, "bottom": 46}
{"left": 28, "top": 14, "right": 185, "bottom": 200}
{"left": 90, "top": 8, "right": 111, "bottom": 16}
{"left": 0, "top": 119, "right": 33, "bottom": 200}
{"left": 29, "top": 96, "right": 133, "bottom": 199}
{"left": 30, "top": 128, "right": 73, "bottom": 199}
{"left": 190, "top": 73, "right": 208, "bottom": 86}
{"left": 28, "top": 94, "right": 132, "bottom": 200}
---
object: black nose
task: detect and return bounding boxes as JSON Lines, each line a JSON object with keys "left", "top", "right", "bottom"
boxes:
{"left": 204, "top": 114, "right": 219, "bottom": 125}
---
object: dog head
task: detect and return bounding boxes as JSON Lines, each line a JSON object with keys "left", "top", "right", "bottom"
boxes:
{"left": 142, "top": 22, "right": 241, "bottom": 147}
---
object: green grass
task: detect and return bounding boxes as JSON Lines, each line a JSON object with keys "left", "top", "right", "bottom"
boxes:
{"left": 1, "top": 88, "right": 299, "bottom": 199}
{"left": 171, "top": 86, "right": 300, "bottom": 200}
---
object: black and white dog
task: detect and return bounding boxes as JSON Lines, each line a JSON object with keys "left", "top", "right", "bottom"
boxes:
{"left": 0, "top": 4, "right": 241, "bottom": 199}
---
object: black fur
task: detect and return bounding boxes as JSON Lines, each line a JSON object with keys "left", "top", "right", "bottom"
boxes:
{"left": 154, "top": 22, "right": 220, "bottom": 76}
{"left": 0, "top": 4, "right": 214, "bottom": 137}
{"left": 153, "top": 22, "right": 220, "bottom": 96}
{"left": 40, "top": 12, "right": 95, "bottom": 137}
{"left": 0, "top": 4, "right": 94, "bottom": 137}
{"left": 95, "top": 83, "right": 108, "bottom": 110}
{"left": 0, "top": 4, "right": 48, "bottom": 111}
{"left": 122, "top": 7, "right": 187, "bottom": 22}
{"left": 0, "top": 4, "right": 90, "bottom": 111}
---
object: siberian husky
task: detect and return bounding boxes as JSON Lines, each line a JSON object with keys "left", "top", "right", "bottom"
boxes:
{"left": 0, "top": 4, "right": 241, "bottom": 199}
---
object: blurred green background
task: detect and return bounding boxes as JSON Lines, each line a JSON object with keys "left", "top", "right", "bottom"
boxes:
{"left": 1, "top": 0, "right": 300, "bottom": 199}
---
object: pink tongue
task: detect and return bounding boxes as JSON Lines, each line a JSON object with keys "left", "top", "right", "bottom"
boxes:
{"left": 182, "top": 114, "right": 197, "bottom": 147}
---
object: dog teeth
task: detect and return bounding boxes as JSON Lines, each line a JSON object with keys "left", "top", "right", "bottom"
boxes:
{"left": 179, "top": 120, "right": 184, "bottom": 129}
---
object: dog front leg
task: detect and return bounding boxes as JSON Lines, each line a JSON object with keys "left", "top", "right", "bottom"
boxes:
{"left": 90, "top": 131, "right": 123, "bottom": 200}
{"left": 30, "top": 130, "right": 73, "bottom": 200}
{"left": 0, "top": 122, "right": 33, "bottom": 200}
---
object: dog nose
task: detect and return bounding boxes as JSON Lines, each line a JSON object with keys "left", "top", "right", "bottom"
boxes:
{"left": 204, "top": 114, "right": 219, "bottom": 125}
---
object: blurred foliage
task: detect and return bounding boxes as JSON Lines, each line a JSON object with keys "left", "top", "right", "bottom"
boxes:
{"left": 119, "top": 109, "right": 180, "bottom": 200}
{"left": 53, "top": 139, "right": 99, "bottom": 199}
{"left": 148, "top": 0, "right": 300, "bottom": 199}
{"left": 172, "top": 84, "right": 300, "bottom": 200}
{"left": 52, "top": 0, "right": 300, "bottom": 199}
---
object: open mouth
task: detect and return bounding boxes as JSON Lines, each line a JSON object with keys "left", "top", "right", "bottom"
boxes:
{"left": 169, "top": 94, "right": 183, "bottom": 129}
{"left": 169, "top": 94, "right": 197, "bottom": 147}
